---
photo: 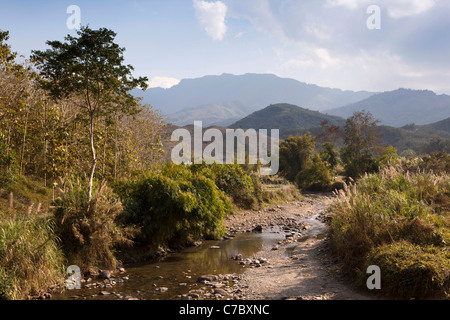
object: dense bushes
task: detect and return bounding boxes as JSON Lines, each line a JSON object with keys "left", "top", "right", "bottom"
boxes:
{"left": 119, "top": 163, "right": 231, "bottom": 248}
{"left": 0, "top": 211, "right": 64, "bottom": 300}
{"left": 329, "top": 166, "right": 450, "bottom": 298}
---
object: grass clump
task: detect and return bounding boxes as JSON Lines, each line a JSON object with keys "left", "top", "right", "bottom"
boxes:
{"left": 0, "top": 211, "right": 64, "bottom": 300}
{"left": 53, "top": 178, "right": 134, "bottom": 271}
{"left": 329, "top": 166, "right": 450, "bottom": 299}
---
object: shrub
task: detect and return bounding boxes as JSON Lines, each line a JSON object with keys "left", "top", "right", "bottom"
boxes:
{"left": 368, "top": 241, "right": 450, "bottom": 299}
{"left": 120, "top": 163, "right": 230, "bottom": 248}
{"left": 0, "top": 211, "right": 64, "bottom": 300}
{"left": 208, "top": 164, "right": 256, "bottom": 209}
{"left": 296, "top": 154, "right": 333, "bottom": 191}
{"left": 329, "top": 166, "right": 450, "bottom": 298}
{"left": 279, "top": 133, "right": 315, "bottom": 181}
{"left": 53, "top": 179, "right": 134, "bottom": 271}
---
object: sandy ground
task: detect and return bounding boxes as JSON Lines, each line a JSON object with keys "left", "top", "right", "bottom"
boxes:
{"left": 225, "top": 193, "right": 377, "bottom": 300}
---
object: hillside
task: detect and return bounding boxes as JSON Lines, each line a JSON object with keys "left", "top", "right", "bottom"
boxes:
{"left": 165, "top": 102, "right": 253, "bottom": 127}
{"left": 229, "top": 103, "right": 346, "bottom": 138}
{"left": 133, "top": 73, "right": 374, "bottom": 117}
{"left": 327, "top": 88, "right": 450, "bottom": 127}
{"left": 224, "top": 103, "right": 450, "bottom": 154}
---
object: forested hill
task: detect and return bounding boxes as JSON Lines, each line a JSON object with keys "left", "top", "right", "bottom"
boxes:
{"left": 229, "top": 103, "right": 346, "bottom": 138}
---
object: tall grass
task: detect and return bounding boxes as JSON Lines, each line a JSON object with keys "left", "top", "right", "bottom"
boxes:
{"left": 0, "top": 210, "right": 65, "bottom": 300}
{"left": 329, "top": 166, "right": 450, "bottom": 299}
{"left": 53, "top": 178, "right": 135, "bottom": 271}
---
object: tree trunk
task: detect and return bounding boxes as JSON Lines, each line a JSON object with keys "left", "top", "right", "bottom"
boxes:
{"left": 88, "top": 111, "right": 97, "bottom": 201}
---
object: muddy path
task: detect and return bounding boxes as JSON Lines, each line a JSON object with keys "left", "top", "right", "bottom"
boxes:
{"left": 226, "top": 193, "right": 376, "bottom": 300}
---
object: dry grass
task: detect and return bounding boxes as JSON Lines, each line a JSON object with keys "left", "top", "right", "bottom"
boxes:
{"left": 329, "top": 165, "right": 450, "bottom": 299}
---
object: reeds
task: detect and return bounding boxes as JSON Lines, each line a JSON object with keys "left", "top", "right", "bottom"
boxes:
{"left": 330, "top": 165, "right": 450, "bottom": 298}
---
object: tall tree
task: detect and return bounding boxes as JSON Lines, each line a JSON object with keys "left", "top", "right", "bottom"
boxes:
{"left": 340, "top": 111, "right": 380, "bottom": 178}
{"left": 31, "top": 26, "right": 148, "bottom": 200}
{"left": 279, "top": 133, "right": 315, "bottom": 181}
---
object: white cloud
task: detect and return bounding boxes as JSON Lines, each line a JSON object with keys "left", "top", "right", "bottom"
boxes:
{"left": 148, "top": 77, "right": 180, "bottom": 89}
{"left": 388, "top": 0, "right": 435, "bottom": 19}
{"left": 193, "top": 0, "right": 227, "bottom": 41}
{"left": 325, "top": 0, "right": 436, "bottom": 18}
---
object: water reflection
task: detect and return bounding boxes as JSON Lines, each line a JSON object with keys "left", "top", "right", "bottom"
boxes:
{"left": 53, "top": 228, "right": 285, "bottom": 300}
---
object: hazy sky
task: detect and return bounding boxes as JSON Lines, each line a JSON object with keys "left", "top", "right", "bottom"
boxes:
{"left": 2, "top": 0, "right": 450, "bottom": 94}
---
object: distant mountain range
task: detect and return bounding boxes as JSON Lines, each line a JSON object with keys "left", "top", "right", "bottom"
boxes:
{"left": 133, "top": 73, "right": 374, "bottom": 126}
{"left": 135, "top": 73, "right": 450, "bottom": 130}
{"left": 327, "top": 88, "right": 450, "bottom": 127}
{"left": 225, "top": 103, "right": 450, "bottom": 153}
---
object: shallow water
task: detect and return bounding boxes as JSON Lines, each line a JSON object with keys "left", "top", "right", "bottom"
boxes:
{"left": 53, "top": 228, "right": 286, "bottom": 300}
{"left": 53, "top": 214, "right": 327, "bottom": 300}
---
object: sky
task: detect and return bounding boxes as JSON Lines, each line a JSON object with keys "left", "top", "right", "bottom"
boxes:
{"left": 1, "top": 0, "right": 450, "bottom": 94}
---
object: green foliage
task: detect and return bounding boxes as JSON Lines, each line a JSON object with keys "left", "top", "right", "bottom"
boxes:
{"left": 279, "top": 133, "right": 315, "bottom": 181}
{"left": 0, "top": 211, "right": 64, "bottom": 300}
{"left": 207, "top": 163, "right": 256, "bottom": 209}
{"left": 319, "top": 142, "right": 339, "bottom": 170}
{"left": 53, "top": 179, "right": 134, "bottom": 271}
{"left": 369, "top": 241, "right": 450, "bottom": 299}
{"left": 341, "top": 111, "right": 381, "bottom": 179}
{"left": 296, "top": 154, "right": 333, "bottom": 191}
{"left": 330, "top": 166, "right": 450, "bottom": 298}
{"left": 120, "top": 163, "right": 231, "bottom": 248}
{"left": 377, "top": 145, "right": 400, "bottom": 168}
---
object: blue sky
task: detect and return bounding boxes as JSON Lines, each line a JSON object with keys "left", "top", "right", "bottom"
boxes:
{"left": 1, "top": 0, "right": 450, "bottom": 94}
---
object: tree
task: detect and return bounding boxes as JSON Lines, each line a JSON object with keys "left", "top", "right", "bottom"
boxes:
{"left": 296, "top": 154, "right": 332, "bottom": 191}
{"left": 319, "top": 142, "right": 339, "bottom": 171}
{"left": 340, "top": 111, "right": 380, "bottom": 179}
{"left": 279, "top": 133, "right": 315, "bottom": 181}
{"left": 31, "top": 26, "right": 148, "bottom": 200}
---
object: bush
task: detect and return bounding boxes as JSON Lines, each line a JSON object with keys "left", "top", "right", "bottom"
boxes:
{"left": 296, "top": 154, "right": 333, "bottom": 191}
{"left": 368, "top": 241, "right": 450, "bottom": 299}
{"left": 329, "top": 166, "right": 450, "bottom": 298}
{"left": 279, "top": 133, "right": 315, "bottom": 182}
{"left": 53, "top": 179, "right": 134, "bottom": 271}
{"left": 0, "top": 211, "right": 64, "bottom": 300}
{"left": 208, "top": 164, "right": 256, "bottom": 209}
{"left": 120, "top": 163, "right": 230, "bottom": 248}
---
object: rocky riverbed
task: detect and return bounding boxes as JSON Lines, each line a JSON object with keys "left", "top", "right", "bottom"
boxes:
{"left": 49, "top": 193, "right": 376, "bottom": 301}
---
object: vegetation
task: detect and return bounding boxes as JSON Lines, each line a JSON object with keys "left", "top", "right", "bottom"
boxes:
{"left": 0, "top": 211, "right": 64, "bottom": 300}
{"left": 340, "top": 111, "right": 381, "bottom": 179}
{"left": 119, "top": 163, "right": 231, "bottom": 248}
{"left": 329, "top": 164, "right": 450, "bottom": 299}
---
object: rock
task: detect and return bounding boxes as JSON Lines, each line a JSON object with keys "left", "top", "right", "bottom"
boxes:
{"left": 118, "top": 267, "right": 126, "bottom": 273}
{"left": 179, "top": 283, "right": 187, "bottom": 286}
{"left": 99, "top": 270, "right": 112, "bottom": 279}
{"left": 198, "top": 275, "right": 218, "bottom": 282}
{"left": 156, "top": 287, "right": 168, "bottom": 292}
{"left": 43, "top": 292, "right": 52, "bottom": 299}
{"left": 252, "top": 225, "right": 263, "bottom": 232}
{"left": 99, "top": 291, "right": 111, "bottom": 295}
{"left": 272, "top": 245, "right": 279, "bottom": 250}
{"left": 181, "top": 295, "right": 192, "bottom": 300}
{"left": 188, "top": 293, "right": 200, "bottom": 299}
{"left": 209, "top": 246, "right": 220, "bottom": 249}
{"left": 214, "top": 288, "right": 228, "bottom": 296}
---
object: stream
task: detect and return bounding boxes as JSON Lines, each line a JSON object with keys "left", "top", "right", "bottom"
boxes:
{"left": 52, "top": 213, "right": 327, "bottom": 300}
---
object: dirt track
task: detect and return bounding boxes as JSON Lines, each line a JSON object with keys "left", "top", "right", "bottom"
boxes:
{"left": 225, "top": 193, "right": 377, "bottom": 300}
